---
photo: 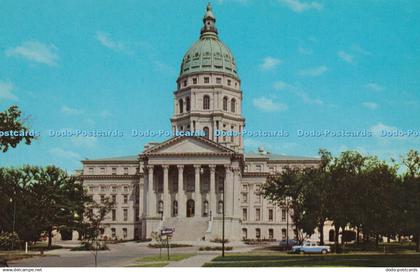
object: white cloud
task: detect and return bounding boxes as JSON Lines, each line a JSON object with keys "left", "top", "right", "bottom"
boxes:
{"left": 61, "top": 105, "right": 84, "bottom": 115}
{"left": 362, "top": 102, "right": 379, "bottom": 110}
{"left": 260, "top": 57, "right": 282, "bottom": 71}
{"left": 338, "top": 50, "right": 354, "bottom": 63}
{"left": 253, "top": 97, "right": 288, "bottom": 112}
{"left": 49, "top": 148, "right": 81, "bottom": 160}
{"left": 278, "top": 0, "right": 323, "bottom": 12}
{"left": 0, "top": 81, "right": 18, "bottom": 100}
{"left": 370, "top": 123, "right": 397, "bottom": 137}
{"left": 95, "top": 31, "right": 130, "bottom": 53}
{"left": 298, "top": 65, "right": 328, "bottom": 76}
{"left": 99, "top": 110, "right": 112, "bottom": 118}
{"left": 351, "top": 44, "right": 371, "bottom": 55}
{"left": 364, "top": 82, "right": 384, "bottom": 91}
{"left": 5, "top": 41, "right": 59, "bottom": 66}
{"left": 298, "top": 46, "right": 313, "bottom": 55}
{"left": 71, "top": 137, "right": 98, "bottom": 148}
{"left": 273, "top": 80, "right": 323, "bottom": 105}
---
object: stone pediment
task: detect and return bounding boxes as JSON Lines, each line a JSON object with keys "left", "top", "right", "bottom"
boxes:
{"left": 143, "top": 136, "right": 235, "bottom": 155}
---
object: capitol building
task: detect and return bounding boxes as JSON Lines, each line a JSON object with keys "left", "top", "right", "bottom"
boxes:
{"left": 81, "top": 4, "right": 320, "bottom": 241}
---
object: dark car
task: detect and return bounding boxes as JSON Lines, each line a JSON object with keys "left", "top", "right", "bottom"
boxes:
{"left": 278, "top": 239, "right": 299, "bottom": 250}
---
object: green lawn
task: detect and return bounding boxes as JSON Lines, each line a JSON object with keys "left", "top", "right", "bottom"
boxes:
{"left": 127, "top": 253, "right": 195, "bottom": 267}
{"left": 204, "top": 253, "right": 420, "bottom": 267}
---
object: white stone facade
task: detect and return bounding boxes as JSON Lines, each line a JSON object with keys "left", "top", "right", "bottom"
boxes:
{"left": 80, "top": 4, "right": 321, "bottom": 242}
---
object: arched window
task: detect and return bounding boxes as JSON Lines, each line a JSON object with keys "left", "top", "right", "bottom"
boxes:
{"left": 218, "top": 200, "right": 223, "bottom": 214}
{"left": 186, "top": 97, "right": 190, "bottom": 112}
{"left": 223, "top": 96, "right": 228, "bottom": 111}
{"left": 179, "top": 99, "right": 184, "bottom": 113}
{"left": 173, "top": 201, "right": 178, "bottom": 217}
{"left": 203, "top": 95, "right": 210, "bottom": 110}
{"left": 187, "top": 199, "right": 195, "bottom": 217}
{"left": 329, "top": 229, "right": 335, "bottom": 242}
{"left": 231, "top": 98, "right": 236, "bottom": 112}
{"left": 203, "top": 127, "right": 210, "bottom": 139}
{"left": 203, "top": 200, "right": 209, "bottom": 217}
{"left": 158, "top": 200, "right": 164, "bottom": 215}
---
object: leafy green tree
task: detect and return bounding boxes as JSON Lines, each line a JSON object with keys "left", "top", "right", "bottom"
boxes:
{"left": 79, "top": 197, "right": 114, "bottom": 266}
{"left": 0, "top": 106, "right": 35, "bottom": 152}
{"left": 400, "top": 150, "right": 420, "bottom": 251}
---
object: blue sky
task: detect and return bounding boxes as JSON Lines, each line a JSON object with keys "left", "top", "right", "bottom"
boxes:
{"left": 0, "top": 0, "right": 419, "bottom": 171}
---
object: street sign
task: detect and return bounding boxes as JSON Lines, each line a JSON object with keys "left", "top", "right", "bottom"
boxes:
{"left": 160, "top": 227, "right": 175, "bottom": 236}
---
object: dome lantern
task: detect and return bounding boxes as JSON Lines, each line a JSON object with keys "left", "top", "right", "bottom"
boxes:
{"left": 179, "top": 3, "right": 238, "bottom": 79}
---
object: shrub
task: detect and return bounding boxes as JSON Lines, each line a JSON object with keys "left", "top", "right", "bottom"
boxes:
{"left": 199, "top": 246, "right": 233, "bottom": 251}
{"left": 210, "top": 238, "right": 230, "bottom": 243}
{"left": 148, "top": 243, "right": 193, "bottom": 248}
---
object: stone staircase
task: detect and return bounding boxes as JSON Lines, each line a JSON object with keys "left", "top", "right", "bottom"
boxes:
{"left": 162, "top": 217, "right": 210, "bottom": 241}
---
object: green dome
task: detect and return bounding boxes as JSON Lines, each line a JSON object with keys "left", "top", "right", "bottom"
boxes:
{"left": 179, "top": 4, "right": 238, "bottom": 79}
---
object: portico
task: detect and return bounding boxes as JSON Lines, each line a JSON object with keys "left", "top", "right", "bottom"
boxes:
{"left": 140, "top": 136, "right": 243, "bottom": 240}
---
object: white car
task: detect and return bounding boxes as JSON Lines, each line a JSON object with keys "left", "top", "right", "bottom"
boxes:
{"left": 291, "top": 242, "right": 331, "bottom": 254}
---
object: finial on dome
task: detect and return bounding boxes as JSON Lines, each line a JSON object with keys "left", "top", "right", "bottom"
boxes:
{"left": 201, "top": 2, "right": 218, "bottom": 37}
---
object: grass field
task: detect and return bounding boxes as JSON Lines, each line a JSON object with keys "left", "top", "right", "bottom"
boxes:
{"left": 126, "top": 253, "right": 195, "bottom": 267}
{"left": 204, "top": 253, "right": 420, "bottom": 267}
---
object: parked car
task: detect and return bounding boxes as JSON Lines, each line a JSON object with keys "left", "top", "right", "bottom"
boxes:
{"left": 278, "top": 239, "right": 299, "bottom": 250}
{"left": 291, "top": 241, "right": 331, "bottom": 254}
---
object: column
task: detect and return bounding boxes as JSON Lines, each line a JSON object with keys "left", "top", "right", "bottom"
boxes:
{"left": 162, "top": 165, "right": 170, "bottom": 218}
{"left": 147, "top": 165, "right": 155, "bottom": 217}
{"left": 194, "top": 165, "right": 202, "bottom": 217}
{"left": 209, "top": 165, "right": 216, "bottom": 219}
{"left": 233, "top": 167, "right": 241, "bottom": 219}
{"left": 177, "top": 165, "right": 185, "bottom": 217}
{"left": 224, "top": 165, "right": 234, "bottom": 217}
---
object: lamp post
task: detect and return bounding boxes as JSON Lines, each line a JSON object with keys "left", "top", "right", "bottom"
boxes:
{"left": 9, "top": 197, "right": 16, "bottom": 250}
{"left": 286, "top": 197, "right": 289, "bottom": 250}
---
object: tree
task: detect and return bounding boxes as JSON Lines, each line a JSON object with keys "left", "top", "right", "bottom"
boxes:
{"left": 401, "top": 150, "right": 420, "bottom": 252}
{"left": 80, "top": 197, "right": 114, "bottom": 266}
{"left": 0, "top": 106, "right": 35, "bottom": 152}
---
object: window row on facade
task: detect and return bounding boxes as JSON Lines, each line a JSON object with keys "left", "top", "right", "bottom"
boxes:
{"left": 178, "top": 95, "right": 236, "bottom": 113}
{"left": 179, "top": 75, "right": 238, "bottom": 89}
{"left": 242, "top": 207, "right": 289, "bottom": 222}
{"left": 242, "top": 227, "right": 289, "bottom": 240}
{"left": 86, "top": 166, "right": 138, "bottom": 175}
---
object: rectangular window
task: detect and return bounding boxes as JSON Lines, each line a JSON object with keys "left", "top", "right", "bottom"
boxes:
{"left": 123, "top": 228, "right": 127, "bottom": 239}
{"left": 282, "top": 229, "right": 287, "bottom": 239}
{"left": 242, "top": 184, "right": 248, "bottom": 191}
{"left": 111, "top": 209, "right": 116, "bottom": 221}
{"left": 124, "top": 186, "right": 129, "bottom": 192}
{"left": 204, "top": 77, "right": 210, "bottom": 83}
{"left": 123, "top": 194, "right": 128, "bottom": 204}
{"left": 193, "top": 78, "right": 197, "bottom": 84}
{"left": 100, "top": 195, "right": 105, "bottom": 203}
{"left": 256, "top": 228, "right": 261, "bottom": 239}
{"left": 88, "top": 167, "right": 94, "bottom": 174}
{"left": 269, "top": 209, "right": 274, "bottom": 221}
{"left": 227, "top": 79, "right": 231, "bottom": 86}
{"left": 216, "top": 77, "right": 222, "bottom": 84}
{"left": 241, "top": 192, "right": 248, "bottom": 203}
{"left": 112, "top": 186, "right": 117, "bottom": 193}
{"left": 111, "top": 195, "right": 116, "bottom": 204}
{"left": 242, "top": 208, "right": 247, "bottom": 221}
{"left": 100, "top": 186, "right": 106, "bottom": 192}
{"left": 111, "top": 167, "right": 117, "bottom": 175}
{"left": 256, "top": 208, "right": 261, "bottom": 221}
{"left": 111, "top": 228, "right": 116, "bottom": 238}
{"left": 123, "top": 167, "right": 129, "bottom": 175}
{"left": 100, "top": 167, "right": 105, "bottom": 174}
{"left": 256, "top": 165, "right": 262, "bottom": 172}
{"left": 282, "top": 209, "right": 286, "bottom": 221}
{"left": 123, "top": 209, "right": 128, "bottom": 221}
{"left": 88, "top": 186, "right": 94, "bottom": 193}
{"left": 269, "top": 229, "right": 274, "bottom": 239}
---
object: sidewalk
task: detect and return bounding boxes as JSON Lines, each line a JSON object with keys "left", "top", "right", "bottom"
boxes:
{"left": 166, "top": 253, "right": 218, "bottom": 267}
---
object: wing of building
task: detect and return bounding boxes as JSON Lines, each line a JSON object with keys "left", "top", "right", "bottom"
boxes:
{"left": 80, "top": 4, "right": 320, "bottom": 241}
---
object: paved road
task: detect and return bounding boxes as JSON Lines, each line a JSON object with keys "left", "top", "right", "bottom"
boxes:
{"left": 9, "top": 242, "right": 198, "bottom": 267}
